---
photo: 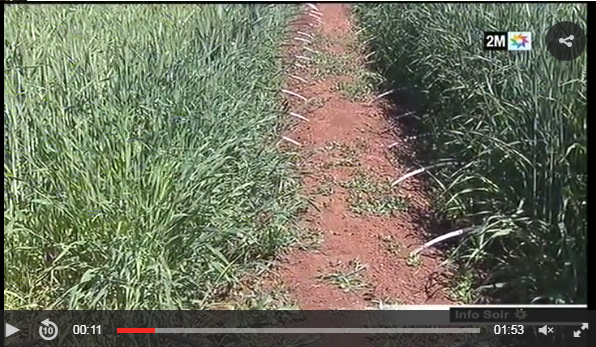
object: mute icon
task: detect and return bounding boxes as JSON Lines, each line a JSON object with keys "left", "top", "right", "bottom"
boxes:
{"left": 538, "top": 325, "right": 553, "bottom": 335}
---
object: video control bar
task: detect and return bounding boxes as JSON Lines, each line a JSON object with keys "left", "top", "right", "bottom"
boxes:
{"left": 4, "top": 305, "right": 589, "bottom": 346}
{"left": 117, "top": 327, "right": 480, "bottom": 334}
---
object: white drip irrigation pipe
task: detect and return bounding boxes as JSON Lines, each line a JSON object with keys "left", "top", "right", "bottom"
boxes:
{"left": 410, "top": 226, "right": 479, "bottom": 256}
{"left": 297, "top": 31, "right": 314, "bottom": 39}
{"left": 363, "top": 51, "right": 376, "bottom": 61}
{"left": 290, "top": 112, "right": 310, "bottom": 122}
{"left": 303, "top": 47, "right": 319, "bottom": 54}
{"left": 368, "top": 89, "right": 395, "bottom": 105}
{"left": 305, "top": 3, "right": 320, "bottom": 11}
{"left": 295, "top": 55, "right": 312, "bottom": 61}
{"left": 293, "top": 37, "right": 312, "bottom": 44}
{"left": 281, "top": 136, "right": 302, "bottom": 146}
{"left": 281, "top": 89, "right": 308, "bottom": 101}
{"left": 391, "top": 162, "right": 454, "bottom": 187}
{"left": 308, "top": 13, "right": 323, "bottom": 22}
{"left": 391, "top": 167, "right": 425, "bottom": 187}
{"left": 289, "top": 75, "right": 308, "bottom": 83}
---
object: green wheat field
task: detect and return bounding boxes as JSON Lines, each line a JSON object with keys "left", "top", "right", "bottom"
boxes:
{"left": 5, "top": 3, "right": 586, "bottom": 314}
{"left": 4, "top": 4, "right": 302, "bottom": 310}
{"left": 354, "top": 3, "right": 586, "bottom": 305}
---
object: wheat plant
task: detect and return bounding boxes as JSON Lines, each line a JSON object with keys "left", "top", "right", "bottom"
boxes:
{"left": 4, "top": 4, "right": 302, "bottom": 310}
{"left": 354, "top": 3, "right": 587, "bottom": 304}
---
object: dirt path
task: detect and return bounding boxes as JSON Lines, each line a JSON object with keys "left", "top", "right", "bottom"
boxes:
{"left": 275, "top": 3, "right": 457, "bottom": 310}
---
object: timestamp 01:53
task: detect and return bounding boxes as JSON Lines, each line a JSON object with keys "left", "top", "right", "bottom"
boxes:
{"left": 493, "top": 324, "right": 525, "bottom": 335}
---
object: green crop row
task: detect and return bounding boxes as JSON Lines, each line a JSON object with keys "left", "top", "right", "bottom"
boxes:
{"left": 4, "top": 4, "right": 302, "bottom": 310}
{"left": 354, "top": 3, "right": 586, "bottom": 304}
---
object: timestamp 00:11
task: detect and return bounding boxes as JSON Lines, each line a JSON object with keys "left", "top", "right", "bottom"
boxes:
{"left": 72, "top": 325, "right": 102, "bottom": 335}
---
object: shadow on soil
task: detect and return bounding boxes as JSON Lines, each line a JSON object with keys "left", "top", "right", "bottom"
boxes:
{"left": 366, "top": 56, "right": 524, "bottom": 304}
{"left": 369, "top": 72, "right": 559, "bottom": 308}
{"left": 375, "top": 97, "right": 473, "bottom": 300}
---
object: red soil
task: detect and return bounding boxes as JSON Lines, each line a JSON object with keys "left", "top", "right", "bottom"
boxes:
{"left": 275, "top": 3, "right": 457, "bottom": 310}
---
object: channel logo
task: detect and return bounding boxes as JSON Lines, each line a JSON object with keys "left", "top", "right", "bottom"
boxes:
{"left": 484, "top": 31, "right": 532, "bottom": 51}
{"left": 508, "top": 31, "right": 532, "bottom": 51}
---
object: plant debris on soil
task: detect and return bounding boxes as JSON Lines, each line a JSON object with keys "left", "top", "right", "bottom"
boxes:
{"left": 271, "top": 3, "right": 458, "bottom": 310}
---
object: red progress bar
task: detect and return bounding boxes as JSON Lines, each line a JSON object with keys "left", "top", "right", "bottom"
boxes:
{"left": 117, "top": 328, "right": 155, "bottom": 333}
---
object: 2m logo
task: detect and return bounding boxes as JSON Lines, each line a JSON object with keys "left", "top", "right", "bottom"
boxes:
{"left": 483, "top": 32, "right": 507, "bottom": 51}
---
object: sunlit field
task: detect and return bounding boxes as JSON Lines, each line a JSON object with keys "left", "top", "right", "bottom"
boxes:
{"left": 354, "top": 3, "right": 586, "bottom": 304}
{"left": 4, "top": 4, "right": 302, "bottom": 310}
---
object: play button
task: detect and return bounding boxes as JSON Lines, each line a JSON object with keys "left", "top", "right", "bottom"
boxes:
{"left": 5, "top": 323, "right": 20, "bottom": 337}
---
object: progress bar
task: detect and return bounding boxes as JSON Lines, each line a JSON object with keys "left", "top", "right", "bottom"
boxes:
{"left": 118, "top": 328, "right": 480, "bottom": 334}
